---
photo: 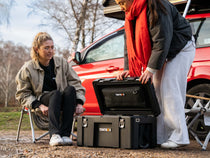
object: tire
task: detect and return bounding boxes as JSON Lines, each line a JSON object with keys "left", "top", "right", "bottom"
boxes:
{"left": 186, "top": 84, "right": 210, "bottom": 140}
{"left": 32, "top": 112, "right": 49, "bottom": 130}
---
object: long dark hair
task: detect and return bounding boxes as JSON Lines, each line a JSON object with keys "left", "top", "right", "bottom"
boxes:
{"left": 148, "top": 0, "right": 167, "bottom": 27}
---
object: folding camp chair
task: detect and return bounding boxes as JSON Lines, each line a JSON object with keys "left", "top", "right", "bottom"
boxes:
{"left": 185, "top": 94, "right": 210, "bottom": 150}
{"left": 16, "top": 106, "right": 79, "bottom": 143}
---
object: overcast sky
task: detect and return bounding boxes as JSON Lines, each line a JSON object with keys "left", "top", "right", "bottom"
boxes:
{"left": 0, "top": 0, "right": 64, "bottom": 48}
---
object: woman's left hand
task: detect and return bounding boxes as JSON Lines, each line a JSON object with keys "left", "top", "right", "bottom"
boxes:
{"left": 75, "top": 104, "right": 85, "bottom": 115}
{"left": 139, "top": 69, "right": 153, "bottom": 84}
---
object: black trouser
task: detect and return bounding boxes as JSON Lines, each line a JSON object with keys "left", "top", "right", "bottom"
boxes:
{"left": 40, "top": 86, "right": 76, "bottom": 137}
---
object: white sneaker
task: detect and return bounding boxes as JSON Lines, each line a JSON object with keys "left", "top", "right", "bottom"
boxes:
{"left": 161, "top": 140, "right": 186, "bottom": 149}
{"left": 49, "top": 134, "right": 63, "bottom": 146}
{"left": 62, "top": 136, "right": 72, "bottom": 145}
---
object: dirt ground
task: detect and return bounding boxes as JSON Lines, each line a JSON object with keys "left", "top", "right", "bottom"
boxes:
{"left": 0, "top": 130, "right": 209, "bottom": 158}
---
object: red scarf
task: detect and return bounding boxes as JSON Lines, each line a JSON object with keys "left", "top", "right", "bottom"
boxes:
{"left": 125, "top": 0, "right": 151, "bottom": 77}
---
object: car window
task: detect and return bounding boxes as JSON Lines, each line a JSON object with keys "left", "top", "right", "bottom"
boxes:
{"left": 190, "top": 18, "right": 210, "bottom": 48}
{"left": 84, "top": 32, "right": 124, "bottom": 63}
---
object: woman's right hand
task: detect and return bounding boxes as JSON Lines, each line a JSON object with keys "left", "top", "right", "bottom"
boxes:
{"left": 39, "top": 104, "right": 48, "bottom": 116}
{"left": 116, "top": 70, "right": 130, "bottom": 80}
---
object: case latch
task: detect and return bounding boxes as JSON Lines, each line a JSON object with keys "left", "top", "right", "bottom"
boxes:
{"left": 82, "top": 118, "right": 88, "bottom": 128}
{"left": 135, "top": 118, "right": 141, "bottom": 123}
{"left": 119, "top": 118, "right": 125, "bottom": 128}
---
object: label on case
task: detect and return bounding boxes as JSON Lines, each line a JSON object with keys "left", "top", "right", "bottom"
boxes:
{"left": 115, "top": 93, "right": 125, "bottom": 96}
{"left": 99, "top": 128, "right": 112, "bottom": 132}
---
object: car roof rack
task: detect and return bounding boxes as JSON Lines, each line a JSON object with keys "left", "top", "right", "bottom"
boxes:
{"left": 103, "top": 0, "right": 210, "bottom": 20}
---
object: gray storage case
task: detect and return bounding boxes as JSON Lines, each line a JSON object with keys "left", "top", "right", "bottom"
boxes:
{"left": 77, "top": 115, "right": 157, "bottom": 149}
{"left": 77, "top": 78, "right": 159, "bottom": 149}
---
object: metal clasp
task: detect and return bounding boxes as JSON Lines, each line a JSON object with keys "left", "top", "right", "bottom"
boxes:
{"left": 82, "top": 118, "right": 88, "bottom": 128}
{"left": 135, "top": 118, "right": 141, "bottom": 123}
{"left": 119, "top": 118, "right": 125, "bottom": 128}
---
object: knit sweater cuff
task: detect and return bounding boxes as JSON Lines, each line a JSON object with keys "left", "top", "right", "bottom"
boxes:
{"left": 146, "top": 67, "right": 157, "bottom": 74}
{"left": 31, "top": 100, "right": 42, "bottom": 109}
{"left": 76, "top": 99, "right": 84, "bottom": 105}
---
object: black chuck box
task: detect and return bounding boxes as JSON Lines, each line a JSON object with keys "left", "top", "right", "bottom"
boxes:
{"left": 77, "top": 115, "right": 157, "bottom": 149}
{"left": 77, "top": 78, "right": 160, "bottom": 149}
{"left": 92, "top": 78, "right": 160, "bottom": 116}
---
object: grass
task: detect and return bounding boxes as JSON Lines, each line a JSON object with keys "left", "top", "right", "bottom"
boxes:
{"left": 0, "top": 107, "right": 22, "bottom": 112}
{"left": 0, "top": 107, "right": 77, "bottom": 131}
{"left": 0, "top": 111, "right": 39, "bottom": 130}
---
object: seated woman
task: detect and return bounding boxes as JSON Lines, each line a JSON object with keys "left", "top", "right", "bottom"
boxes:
{"left": 15, "top": 32, "right": 86, "bottom": 146}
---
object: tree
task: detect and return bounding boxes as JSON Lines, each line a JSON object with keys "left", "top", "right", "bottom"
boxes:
{"left": 28, "top": 0, "right": 123, "bottom": 53}
{"left": 0, "top": 41, "right": 30, "bottom": 107}
{"left": 90, "top": 0, "right": 99, "bottom": 43}
{"left": 0, "top": 0, "right": 14, "bottom": 26}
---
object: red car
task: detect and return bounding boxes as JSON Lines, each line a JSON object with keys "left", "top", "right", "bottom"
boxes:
{"left": 72, "top": 13, "right": 210, "bottom": 115}
{"left": 70, "top": 2, "right": 210, "bottom": 138}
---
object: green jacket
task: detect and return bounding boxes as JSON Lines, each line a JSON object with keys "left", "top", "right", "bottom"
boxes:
{"left": 15, "top": 56, "right": 86, "bottom": 109}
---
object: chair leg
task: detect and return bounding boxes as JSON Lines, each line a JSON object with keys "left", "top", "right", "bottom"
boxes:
{"left": 36, "top": 131, "right": 50, "bottom": 141}
{"left": 202, "top": 131, "right": 210, "bottom": 151}
{"left": 70, "top": 116, "right": 77, "bottom": 140}
{"left": 28, "top": 109, "right": 36, "bottom": 143}
{"left": 187, "top": 111, "right": 210, "bottom": 151}
{"left": 187, "top": 112, "right": 201, "bottom": 129}
{"left": 16, "top": 107, "right": 24, "bottom": 142}
{"left": 71, "top": 133, "right": 77, "bottom": 138}
{"left": 189, "top": 129, "right": 203, "bottom": 147}
{"left": 17, "top": 107, "right": 50, "bottom": 143}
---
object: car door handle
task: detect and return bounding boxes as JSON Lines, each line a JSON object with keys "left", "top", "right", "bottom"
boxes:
{"left": 106, "top": 66, "right": 119, "bottom": 72}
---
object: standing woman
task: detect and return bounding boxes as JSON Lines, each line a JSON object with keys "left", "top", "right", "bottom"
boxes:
{"left": 115, "top": 0, "right": 195, "bottom": 148}
{"left": 15, "top": 32, "right": 86, "bottom": 146}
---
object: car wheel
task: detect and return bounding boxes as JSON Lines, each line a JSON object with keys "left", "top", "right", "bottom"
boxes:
{"left": 186, "top": 84, "right": 210, "bottom": 140}
{"left": 32, "top": 112, "right": 49, "bottom": 130}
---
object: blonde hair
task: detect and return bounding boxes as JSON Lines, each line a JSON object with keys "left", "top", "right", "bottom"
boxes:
{"left": 30, "top": 32, "right": 53, "bottom": 60}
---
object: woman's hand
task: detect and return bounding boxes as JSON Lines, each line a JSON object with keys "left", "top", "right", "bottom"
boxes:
{"left": 39, "top": 104, "right": 49, "bottom": 116}
{"left": 139, "top": 69, "right": 153, "bottom": 84}
{"left": 75, "top": 104, "right": 85, "bottom": 115}
{"left": 116, "top": 70, "right": 130, "bottom": 80}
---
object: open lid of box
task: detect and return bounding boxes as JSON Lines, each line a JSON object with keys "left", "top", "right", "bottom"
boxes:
{"left": 103, "top": 0, "right": 210, "bottom": 20}
{"left": 92, "top": 78, "right": 160, "bottom": 116}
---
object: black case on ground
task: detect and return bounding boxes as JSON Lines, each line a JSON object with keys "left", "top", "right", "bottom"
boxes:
{"left": 77, "top": 78, "right": 159, "bottom": 149}
{"left": 77, "top": 115, "right": 157, "bottom": 149}
{"left": 92, "top": 78, "right": 160, "bottom": 116}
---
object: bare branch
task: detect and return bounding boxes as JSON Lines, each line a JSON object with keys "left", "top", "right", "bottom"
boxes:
{"left": 68, "top": 0, "right": 79, "bottom": 21}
